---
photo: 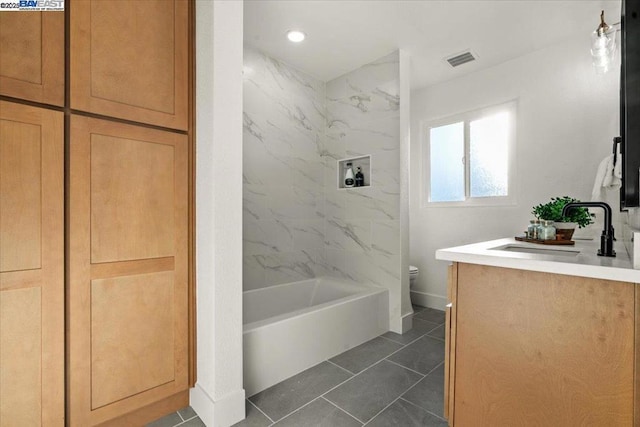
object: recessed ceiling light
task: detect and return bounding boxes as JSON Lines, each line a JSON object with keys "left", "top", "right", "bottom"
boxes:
{"left": 286, "top": 30, "right": 306, "bottom": 43}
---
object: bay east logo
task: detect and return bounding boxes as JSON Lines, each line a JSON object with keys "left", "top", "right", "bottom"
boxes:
{"left": 20, "top": 0, "right": 63, "bottom": 8}
{"left": 0, "top": 0, "right": 65, "bottom": 11}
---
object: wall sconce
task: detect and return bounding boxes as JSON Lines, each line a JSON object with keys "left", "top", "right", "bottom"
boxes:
{"left": 591, "top": 10, "right": 618, "bottom": 74}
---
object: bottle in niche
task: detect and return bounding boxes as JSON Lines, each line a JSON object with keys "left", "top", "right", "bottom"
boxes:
{"left": 344, "top": 162, "right": 355, "bottom": 187}
{"left": 355, "top": 166, "right": 364, "bottom": 187}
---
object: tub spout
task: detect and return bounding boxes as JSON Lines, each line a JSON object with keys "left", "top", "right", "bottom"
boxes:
{"left": 561, "top": 202, "right": 615, "bottom": 257}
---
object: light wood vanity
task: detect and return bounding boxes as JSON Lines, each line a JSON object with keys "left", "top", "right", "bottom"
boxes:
{"left": 438, "top": 239, "right": 639, "bottom": 426}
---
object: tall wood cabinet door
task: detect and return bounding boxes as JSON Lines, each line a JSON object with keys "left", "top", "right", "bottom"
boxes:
{"left": 70, "top": 0, "right": 188, "bottom": 131}
{"left": 0, "top": 101, "right": 64, "bottom": 426}
{"left": 68, "top": 116, "right": 188, "bottom": 426}
{"left": 0, "top": 12, "right": 64, "bottom": 106}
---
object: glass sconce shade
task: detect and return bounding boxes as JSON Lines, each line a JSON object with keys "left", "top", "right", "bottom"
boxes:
{"left": 591, "top": 11, "right": 617, "bottom": 74}
{"left": 591, "top": 28, "right": 617, "bottom": 73}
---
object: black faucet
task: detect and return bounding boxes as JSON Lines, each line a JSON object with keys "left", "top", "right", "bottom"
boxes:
{"left": 561, "top": 202, "right": 615, "bottom": 257}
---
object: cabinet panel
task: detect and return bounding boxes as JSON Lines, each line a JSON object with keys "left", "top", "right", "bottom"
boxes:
{"left": 69, "top": 116, "right": 188, "bottom": 426}
{"left": 0, "top": 119, "right": 41, "bottom": 272}
{"left": 0, "top": 12, "right": 64, "bottom": 105}
{"left": 0, "top": 13, "right": 41, "bottom": 82}
{"left": 454, "top": 263, "right": 634, "bottom": 426}
{"left": 70, "top": 0, "right": 188, "bottom": 130}
{"left": 0, "top": 287, "right": 41, "bottom": 427}
{"left": 91, "top": 272, "right": 175, "bottom": 409}
{"left": 0, "top": 101, "right": 64, "bottom": 426}
{"left": 90, "top": 133, "right": 175, "bottom": 263}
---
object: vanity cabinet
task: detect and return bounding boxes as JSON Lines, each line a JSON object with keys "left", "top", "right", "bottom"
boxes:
{"left": 444, "top": 262, "right": 637, "bottom": 426}
{"left": 0, "top": 12, "right": 64, "bottom": 106}
{"left": 0, "top": 101, "right": 64, "bottom": 426}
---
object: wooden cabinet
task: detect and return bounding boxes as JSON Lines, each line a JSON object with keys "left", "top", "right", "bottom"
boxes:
{"left": 68, "top": 116, "right": 189, "bottom": 425}
{"left": 1, "top": 2, "right": 193, "bottom": 425}
{"left": 70, "top": 0, "right": 189, "bottom": 131}
{"left": 0, "top": 12, "right": 65, "bottom": 106}
{"left": 445, "top": 262, "right": 637, "bottom": 426}
{"left": 0, "top": 101, "right": 64, "bottom": 426}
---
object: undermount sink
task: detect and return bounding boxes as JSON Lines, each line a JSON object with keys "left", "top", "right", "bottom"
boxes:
{"left": 490, "top": 244, "right": 580, "bottom": 257}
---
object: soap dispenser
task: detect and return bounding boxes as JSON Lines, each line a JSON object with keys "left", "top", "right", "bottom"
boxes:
{"left": 344, "top": 162, "right": 355, "bottom": 188}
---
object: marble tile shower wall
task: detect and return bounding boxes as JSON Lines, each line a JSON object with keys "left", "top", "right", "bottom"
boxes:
{"left": 243, "top": 47, "right": 401, "bottom": 295}
{"left": 322, "top": 52, "right": 401, "bottom": 304}
{"left": 243, "top": 47, "right": 328, "bottom": 290}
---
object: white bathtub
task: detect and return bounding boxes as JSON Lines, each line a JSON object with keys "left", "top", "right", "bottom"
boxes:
{"left": 243, "top": 276, "right": 389, "bottom": 396}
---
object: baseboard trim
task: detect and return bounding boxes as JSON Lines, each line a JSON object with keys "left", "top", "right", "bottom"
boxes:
{"left": 401, "top": 311, "right": 413, "bottom": 333}
{"left": 410, "top": 291, "right": 448, "bottom": 310}
{"left": 190, "top": 384, "right": 245, "bottom": 427}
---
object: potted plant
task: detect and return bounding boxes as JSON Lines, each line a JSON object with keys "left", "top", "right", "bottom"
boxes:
{"left": 531, "top": 196, "right": 594, "bottom": 240}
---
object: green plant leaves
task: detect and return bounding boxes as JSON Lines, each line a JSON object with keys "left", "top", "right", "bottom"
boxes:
{"left": 531, "top": 196, "right": 594, "bottom": 228}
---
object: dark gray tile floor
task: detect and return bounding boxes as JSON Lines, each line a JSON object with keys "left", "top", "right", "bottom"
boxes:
{"left": 148, "top": 305, "right": 446, "bottom": 427}
{"left": 146, "top": 406, "right": 204, "bottom": 427}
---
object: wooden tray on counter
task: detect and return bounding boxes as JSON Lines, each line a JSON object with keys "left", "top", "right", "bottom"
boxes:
{"left": 515, "top": 236, "right": 575, "bottom": 246}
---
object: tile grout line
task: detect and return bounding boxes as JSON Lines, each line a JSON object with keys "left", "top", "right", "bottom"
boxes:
{"left": 379, "top": 319, "right": 442, "bottom": 346}
{"left": 326, "top": 358, "right": 357, "bottom": 376}
{"left": 320, "top": 351, "right": 426, "bottom": 426}
{"left": 397, "top": 360, "right": 445, "bottom": 398}
{"left": 377, "top": 334, "right": 406, "bottom": 345}
{"left": 321, "top": 324, "right": 438, "bottom": 400}
{"left": 316, "top": 356, "right": 395, "bottom": 417}
{"left": 247, "top": 318, "right": 447, "bottom": 427}
{"left": 321, "top": 396, "right": 367, "bottom": 425}
{"left": 381, "top": 332, "right": 428, "bottom": 358}
{"left": 423, "top": 323, "right": 444, "bottom": 335}
{"left": 384, "top": 358, "right": 428, "bottom": 378}
{"left": 399, "top": 397, "right": 448, "bottom": 422}
{"left": 425, "top": 360, "right": 445, "bottom": 376}
{"left": 321, "top": 352, "right": 396, "bottom": 395}
{"left": 361, "top": 393, "right": 406, "bottom": 425}
{"left": 267, "top": 396, "right": 329, "bottom": 425}
{"left": 360, "top": 359, "right": 446, "bottom": 426}
{"left": 177, "top": 410, "right": 185, "bottom": 422}
{"left": 247, "top": 398, "right": 276, "bottom": 424}
{"left": 249, "top": 360, "right": 360, "bottom": 425}
{"left": 172, "top": 414, "right": 200, "bottom": 427}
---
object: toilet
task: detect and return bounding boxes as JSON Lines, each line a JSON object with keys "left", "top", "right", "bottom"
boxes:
{"left": 409, "top": 265, "right": 419, "bottom": 289}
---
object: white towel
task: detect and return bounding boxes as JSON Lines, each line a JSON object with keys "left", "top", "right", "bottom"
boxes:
{"left": 613, "top": 142, "right": 622, "bottom": 180}
{"left": 591, "top": 149, "right": 621, "bottom": 202}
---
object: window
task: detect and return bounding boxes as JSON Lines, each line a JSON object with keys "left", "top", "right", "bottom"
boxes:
{"left": 424, "top": 101, "right": 516, "bottom": 206}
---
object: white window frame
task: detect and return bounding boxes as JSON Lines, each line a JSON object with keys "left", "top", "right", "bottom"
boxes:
{"left": 422, "top": 100, "right": 517, "bottom": 208}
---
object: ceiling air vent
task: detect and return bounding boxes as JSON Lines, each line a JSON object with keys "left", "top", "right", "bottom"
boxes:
{"left": 445, "top": 51, "right": 476, "bottom": 67}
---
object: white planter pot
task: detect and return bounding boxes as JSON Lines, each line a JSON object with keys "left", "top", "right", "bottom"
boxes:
{"left": 553, "top": 222, "right": 577, "bottom": 240}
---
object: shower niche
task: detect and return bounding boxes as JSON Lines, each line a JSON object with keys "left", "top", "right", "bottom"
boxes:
{"left": 337, "top": 155, "right": 371, "bottom": 189}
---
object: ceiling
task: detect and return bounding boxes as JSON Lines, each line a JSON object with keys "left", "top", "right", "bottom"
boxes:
{"left": 244, "top": 0, "right": 621, "bottom": 89}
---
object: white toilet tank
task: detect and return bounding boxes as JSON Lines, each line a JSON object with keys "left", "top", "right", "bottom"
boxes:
{"left": 409, "top": 265, "right": 418, "bottom": 289}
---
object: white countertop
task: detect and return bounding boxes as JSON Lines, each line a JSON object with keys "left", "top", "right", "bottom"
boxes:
{"left": 436, "top": 237, "right": 640, "bottom": 283}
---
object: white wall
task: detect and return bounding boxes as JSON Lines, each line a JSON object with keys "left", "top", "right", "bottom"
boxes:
{"left": 410, "top": 34, "right": 620, "bottom": 309}
{"left": 399, "top": 50, "right": 412, "bottom": 331}
{"left": 192, "top": 1, "right": 245, "bottom": 426}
